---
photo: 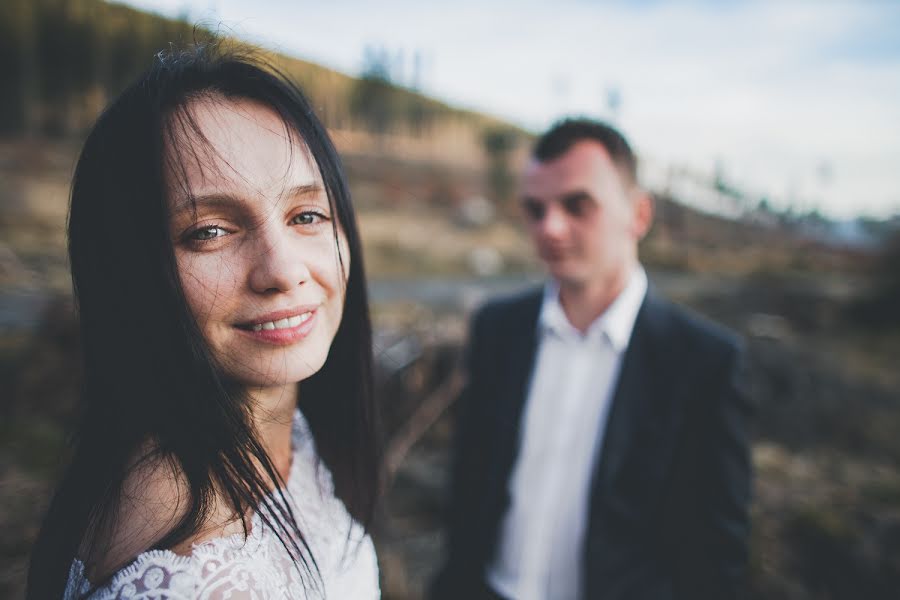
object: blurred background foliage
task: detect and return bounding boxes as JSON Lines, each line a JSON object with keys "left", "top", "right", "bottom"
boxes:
{"left": 0, "top": 0, "right": 198, "bottom": 136}
{"left": 2, "top": 1, "right": 900, "bottom": 599}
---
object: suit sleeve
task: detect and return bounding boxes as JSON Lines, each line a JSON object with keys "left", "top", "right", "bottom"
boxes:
{"left": 675, "top": 341, "right": 754, "bottom": 600}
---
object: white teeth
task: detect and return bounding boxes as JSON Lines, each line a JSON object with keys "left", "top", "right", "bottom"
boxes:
{"left": 248, "top": 312, "right": 312, "bottom": 332}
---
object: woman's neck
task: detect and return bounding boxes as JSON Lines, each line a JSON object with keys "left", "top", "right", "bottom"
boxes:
{"left": 246, "top": 383, "right": 298, "bottom": 481}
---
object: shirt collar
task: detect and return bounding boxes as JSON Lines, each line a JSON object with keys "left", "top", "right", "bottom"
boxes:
{"left": 539, "top": 266, "right": 648, "bottom": 352}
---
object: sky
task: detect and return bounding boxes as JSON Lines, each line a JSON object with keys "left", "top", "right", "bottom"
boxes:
{"left": 117, "top": 0, "right": 900, "bottom": 220}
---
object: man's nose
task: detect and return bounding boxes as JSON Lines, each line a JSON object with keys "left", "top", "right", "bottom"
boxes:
{"left": 248, "top": 230, "right": 309, "bottom": 294}
{"left": 537, "top": 204, "right": 569, "bottom": 239}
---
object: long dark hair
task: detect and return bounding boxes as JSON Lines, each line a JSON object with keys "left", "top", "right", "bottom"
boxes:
{"left": 27, "top": 42, "right": 378, "bottom": 598}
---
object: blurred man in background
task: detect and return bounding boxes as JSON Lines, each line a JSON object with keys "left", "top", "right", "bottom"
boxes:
{"left": 432, "top": 118, "right": 753, "bottom": 600}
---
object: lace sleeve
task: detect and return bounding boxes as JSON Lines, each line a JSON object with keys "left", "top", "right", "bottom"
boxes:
{"left": 69, "top": 548, "right": 304, "bottom": 599}
{"left": 66, "top": 553, "right": 200, "bottom": 600}
{"left": 67, "top": 530, "right": 379, "bottom": 599}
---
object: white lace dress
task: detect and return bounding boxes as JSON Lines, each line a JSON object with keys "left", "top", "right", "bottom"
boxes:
{"left": 63, "top": 411, "right": 380, "bottom": 599}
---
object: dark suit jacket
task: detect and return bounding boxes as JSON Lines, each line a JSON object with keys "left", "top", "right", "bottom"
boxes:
{"left": 432, "top": 286, "right": 753, "bottom": 600}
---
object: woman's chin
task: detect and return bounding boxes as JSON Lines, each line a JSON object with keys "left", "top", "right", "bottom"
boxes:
{"left": 217, "top": 363, "right": 319, "bottom": 394}
{"left": 242, "top": 366, "right": 325, "bottom": 390}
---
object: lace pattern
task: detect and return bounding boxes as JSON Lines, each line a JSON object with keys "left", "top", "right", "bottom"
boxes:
{"left": 64, "top": 411, "right": 379, "bottom": 599}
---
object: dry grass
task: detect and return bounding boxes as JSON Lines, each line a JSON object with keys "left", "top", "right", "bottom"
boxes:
{"left": 359, "top": 206, "right": 538, "bottom": 278}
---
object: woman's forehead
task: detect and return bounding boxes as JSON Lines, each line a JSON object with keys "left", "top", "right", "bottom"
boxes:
{"left": 165, "top": 96, "right": 320, "bottom": 201}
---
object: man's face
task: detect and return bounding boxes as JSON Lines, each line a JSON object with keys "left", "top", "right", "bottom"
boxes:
{"left": 521, "top": 140, "right": 650, "bottom": 291}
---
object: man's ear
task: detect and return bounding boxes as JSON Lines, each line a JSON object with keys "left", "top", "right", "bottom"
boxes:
{"left": 632, "top": 189, "right": 654, "bottom": 240}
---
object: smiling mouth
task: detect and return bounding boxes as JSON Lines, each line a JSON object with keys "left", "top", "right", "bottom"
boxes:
{"left": 237, "top": 311, "right": 314, "bottom": 332}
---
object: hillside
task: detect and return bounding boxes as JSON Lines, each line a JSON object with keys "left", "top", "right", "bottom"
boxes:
{"left": 0, "top": 0, "right": 526, "bottom": 168}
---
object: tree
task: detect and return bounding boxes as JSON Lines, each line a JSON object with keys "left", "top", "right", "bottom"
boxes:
{"left": 350, "top": 45, "right": 400, "bottom": 137}
{"left": 481, "top": 126, "right": 519, "bottom": 206}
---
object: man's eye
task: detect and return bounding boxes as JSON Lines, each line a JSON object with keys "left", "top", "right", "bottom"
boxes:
{"left": 291, "top": 211, "right": 327, "bottom": 226}
{"left": 190, "top": 226, "right": 227, "bottom": 241}
{"left": 562, "top": 195, "right": 593, "bottom": 218}
{"left": 522, "top": 201, "right": 546, "bottom": 221}
{"left": 563, "top": 198, "right": 584, "bottom": 217}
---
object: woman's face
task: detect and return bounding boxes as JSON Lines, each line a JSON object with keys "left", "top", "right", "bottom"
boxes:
{"left": 167, "top": 97, "right": 348, "bottom": 390}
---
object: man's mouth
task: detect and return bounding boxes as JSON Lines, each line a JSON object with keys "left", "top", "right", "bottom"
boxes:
{"left": 540, "top": 247, "right": 570, "bottom": 261}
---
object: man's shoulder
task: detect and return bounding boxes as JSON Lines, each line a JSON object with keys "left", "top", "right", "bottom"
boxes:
{"left": 646, "top": 291, "right": 743, "bottom": 359}
{"left": 470, "top": 285, "right": 543, "bottom": 333}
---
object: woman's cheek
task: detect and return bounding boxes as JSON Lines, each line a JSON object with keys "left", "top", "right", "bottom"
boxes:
{"left": 305, "top": 232, "right": 348, "bottom": 287}
{"left": 178, "top": 253, "right": 241, "bottom": 320}
{"left": 339, "top": 234, "right": 351, "bottom": 281}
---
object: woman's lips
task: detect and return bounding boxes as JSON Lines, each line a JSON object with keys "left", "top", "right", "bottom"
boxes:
{"left": 235, "top": 308, "right": 317, "bottom": 345}
{"left": 247, "top": 312, "right": 312, "bottom": 332}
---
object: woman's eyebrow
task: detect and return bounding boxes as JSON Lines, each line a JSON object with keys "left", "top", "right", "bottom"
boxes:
{"left": 282, "top": 183, "right": 324, "bottom": 200}
{"left": 169, "top": 193, "right": 242, "bottom": 216}
{"left": 170, "top": 183, "right": 323, "bottom": 216}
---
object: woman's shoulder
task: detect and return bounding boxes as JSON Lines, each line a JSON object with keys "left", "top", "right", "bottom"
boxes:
{"left": 83, "top": 444, "right": 241, "bottom": 582}
{"left": 69, "top": 411, "right": 380, "bottom": 598}
{"left": 86, "top": 411, "right": 304, "bottom": 581}
{"left": 66, "top": 512, "right": 292, "bottom": 599}
{"left": 64, "top": 447, "right": 196, "bottom": 598}
{"left": 82, "top": 447, "right": 189, "bottom": 580}
{"left": 68, "top": 462, "right": 277, "bottom": 599}
{"left": 65, "top": 428, "right": 380, "bottom": 598}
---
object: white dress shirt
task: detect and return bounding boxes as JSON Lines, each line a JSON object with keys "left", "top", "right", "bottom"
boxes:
{"left": 486, "top": 267, "right": 648, "bottom": 600}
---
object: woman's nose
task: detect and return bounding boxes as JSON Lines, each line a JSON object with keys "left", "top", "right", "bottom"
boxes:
{"left": 248, "top": 231, "right": 310, "bottom": 294}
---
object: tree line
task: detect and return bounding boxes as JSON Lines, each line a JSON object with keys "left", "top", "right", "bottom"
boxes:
{"left": 0, "top": 0, "right": 199, "bottom": 136}
{"left": 0, "top": 0, "right": 521, "bottom": 148}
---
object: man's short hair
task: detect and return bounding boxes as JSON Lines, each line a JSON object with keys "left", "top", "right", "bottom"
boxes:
{"left": 533, "top": 118, "right": 637, "bottom": 187}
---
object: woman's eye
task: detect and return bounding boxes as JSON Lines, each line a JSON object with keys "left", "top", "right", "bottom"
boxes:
{"left": 291, "top": 211, "right": 327, "bottom": 226}
{"left": 189, "top": 225, "right": 228, "bottom": 241}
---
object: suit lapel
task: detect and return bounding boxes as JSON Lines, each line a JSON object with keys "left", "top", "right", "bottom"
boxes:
{"left": 591, "top": 290, "right": 681, "bottom": 496}
{"left": 592, "top": 293, "right": 656, "bottom": 494}
{"left": 485, "top": 291, "right": 542, "bottom": 515}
